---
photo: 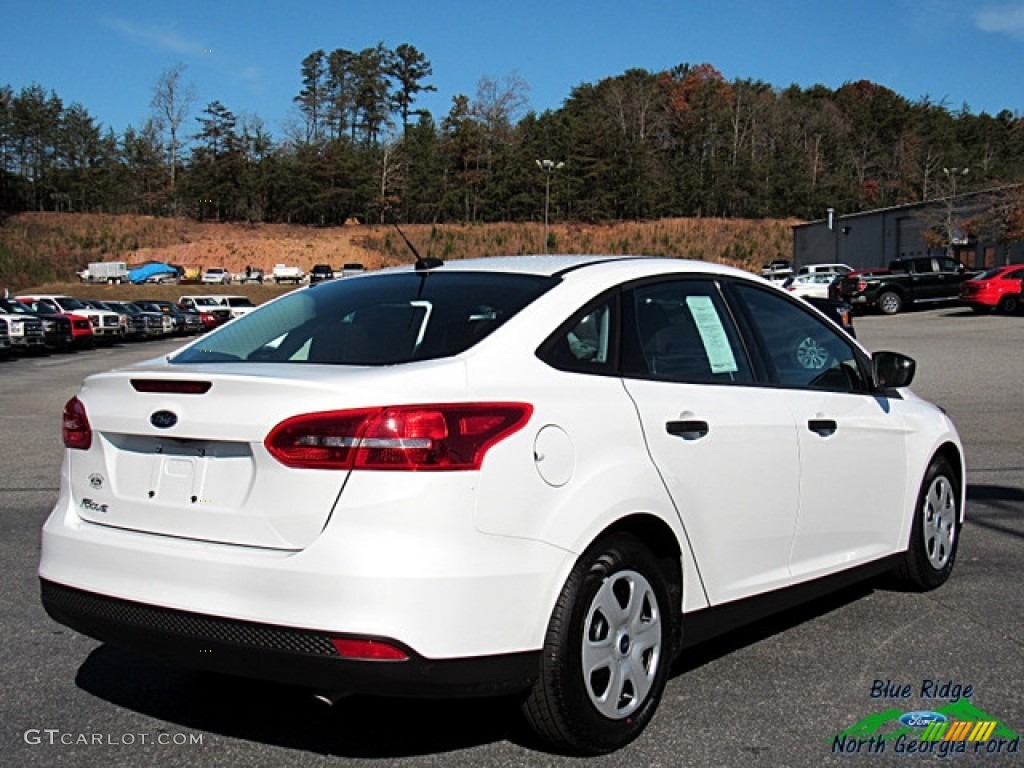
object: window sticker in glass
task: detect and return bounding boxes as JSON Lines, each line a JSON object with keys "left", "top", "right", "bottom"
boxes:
{"left": 685, "top": 295, "right": 739, "bottom": 375}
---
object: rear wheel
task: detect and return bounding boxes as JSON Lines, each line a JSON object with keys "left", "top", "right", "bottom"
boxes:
{"left": 878, "top": 291, "right": 903, "bottom": 315}
{"left": 894, "top": 456, "right": 960, "bottom": 590}
{"left": 998, "top": 295, "right": 1020, "bottom": 314}
{"left": 522, "top": 533, "right": 673, "bottom": 754}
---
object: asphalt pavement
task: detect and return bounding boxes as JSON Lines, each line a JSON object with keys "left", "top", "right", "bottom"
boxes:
{"left": 1, "top": 308, "right": 1021, "bottom": 767}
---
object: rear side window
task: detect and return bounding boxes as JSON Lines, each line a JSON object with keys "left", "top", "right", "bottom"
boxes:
{"left": 170, "top": 271, "right": 557, "bottom": 365}
{"left": 538, "top": 295, "right": 618, "bottom": 374}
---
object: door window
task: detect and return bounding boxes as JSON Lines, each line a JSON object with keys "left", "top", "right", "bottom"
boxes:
{"left": 731, "top": 284, "right": 868, "bottom": 393}
{"left": 622, "top": 280, "right": 753, "bottom": 385}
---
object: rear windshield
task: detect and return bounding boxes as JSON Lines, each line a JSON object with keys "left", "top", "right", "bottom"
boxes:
{"left": 170, "top": 271, "right": 557, "bottom": 365}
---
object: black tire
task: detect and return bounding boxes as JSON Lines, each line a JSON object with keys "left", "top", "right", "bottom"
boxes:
{"left": 893, "top": 456, "right": 961, "bottom": 591}
{"left": 521, "top": 533, "right": 674, "bottom": 755}
{"left": 998, "top": 295, "right": 1020, "bottom": 314}
{"left": 878, "top": 291, "right": 903, "bottom": 315}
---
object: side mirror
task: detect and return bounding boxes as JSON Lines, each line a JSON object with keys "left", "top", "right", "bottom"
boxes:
{"left": 873, "top": 351, "right": 916, "bottom": 389}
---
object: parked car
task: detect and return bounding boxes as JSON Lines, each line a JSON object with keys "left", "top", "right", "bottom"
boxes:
{"left": 797, "top": 262, "right": 853, "bottom": 276}
{"left": 201, "top": 267, "right": 232, "bottom": 285}
{"left": 236, "top": 267, "right": 265, "bottom": 284}
{"left": 101, "top": 300, "right": 171, "bottom": 338}
{"left": 0, "top": 302, "right": 47, "bottom": 353}
{"left": 17, "top": 294, "right": 124, "bottom": 342}
{"left": 0, "top": 298, "right": 73, "bottom": 351}
{"left": 205, "top": 294, "right": 257, "bottom": 319}
{"left": 272, "top": 263, "right": 305, "bottom": 284}
{"left": 40, "top": 255, "right": 964, "bottom": 755}
{"left": 832, "top": 257, "right": 971, "bottom": 314}
{"left": 81, "top": 299, "right": 132, "bottom": 338}
{"left": 310, "top": 264, "right": 336, "bottom": 284}
{"left": 782, "top": 271, "right": 841, "bottom": 300}
{"left": 827, "top": 268, "right": 889, "bottom": 301}
{"left": 176, "top": 296, "right": 233, "bottom": 330}
{"left": 958, "top": 264, "right": 1024, "bottom": 313}
{"left": 17, "top": 300, "right": 94, "bottom": 349}
{"left": 0, "top": 318, "right": 10, "bottom": 358}
{"left": 134, "top": 300, "right": 204, "bottom": 335}
{"left": 759, "top": 259, "right": 793, "bottom": 282}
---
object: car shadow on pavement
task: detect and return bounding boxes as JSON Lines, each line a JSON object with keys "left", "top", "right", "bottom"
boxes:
{"left": 74, "top": 645, "right": 536, "bottom": 758}
{"left": 672, "top": 581, "right": 874, "bottom": 676}
{"left": 964, "top": 483, "right": 1024, "bottom": 541}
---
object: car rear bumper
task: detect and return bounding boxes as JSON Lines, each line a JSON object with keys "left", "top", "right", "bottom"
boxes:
{"left": 40, "top": 579, "right": 540, "bottom": 697}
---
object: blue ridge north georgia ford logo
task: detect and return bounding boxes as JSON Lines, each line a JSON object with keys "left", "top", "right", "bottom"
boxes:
{"left": 150, "top": 410, "right": 178, "bottom": 429}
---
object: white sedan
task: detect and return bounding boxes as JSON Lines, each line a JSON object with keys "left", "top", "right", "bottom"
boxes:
{"left": 39, "top": 255, "right": 964, "bottom": 755}
{"left": 783, "top": 271, "right": 842, "bottom": 299}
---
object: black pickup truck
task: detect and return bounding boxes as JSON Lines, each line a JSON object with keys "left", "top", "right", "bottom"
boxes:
{"left": 834, "top": 256, "right": 973, "bottom": 315}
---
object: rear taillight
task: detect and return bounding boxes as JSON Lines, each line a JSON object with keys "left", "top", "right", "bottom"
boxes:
{"left": 265, "top": 403, "right": 532, "bottom": 471}
{"left": 62, "top": 396, "right": 92, "bottom": 450}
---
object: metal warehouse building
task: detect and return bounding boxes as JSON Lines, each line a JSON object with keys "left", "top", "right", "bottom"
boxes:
{"left": 792, "top": 186, "right": 1024, "bottom": 271}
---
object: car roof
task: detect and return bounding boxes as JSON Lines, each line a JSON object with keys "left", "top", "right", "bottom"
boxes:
{"left": 379, "top": 254, "right": 750, "bottom": 280}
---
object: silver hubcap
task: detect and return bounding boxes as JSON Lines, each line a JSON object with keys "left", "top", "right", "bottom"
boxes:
{"left": 795, "top": 337, "right": 829, "bottom": 369}
{"left": 581, "top": 570, "right": 662, "bottom": 719}
{"left": 922, "top": 475, "right": 957, "bottom": 569}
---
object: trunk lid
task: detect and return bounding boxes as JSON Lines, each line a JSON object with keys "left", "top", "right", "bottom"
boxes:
{"left": 69, "top": 360, "right": 467, "bottom": 549}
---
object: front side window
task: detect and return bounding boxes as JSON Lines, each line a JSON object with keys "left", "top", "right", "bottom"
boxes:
{"left": 171, "top": 271, "right": 557, "bottom": 366}
{"left": 731, "top": 284, "right": 868, "bottom": 393}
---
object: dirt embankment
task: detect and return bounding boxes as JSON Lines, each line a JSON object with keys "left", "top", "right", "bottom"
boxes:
{"left": 125, "top": 221, "right": 389, "bottom": 277}
{"left": 2, "top": 212, "right": 799, "bottom": 294}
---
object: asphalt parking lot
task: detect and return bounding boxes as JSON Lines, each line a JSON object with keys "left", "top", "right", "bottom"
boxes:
{"left": 1, "top": 306, "right": 1021, "bottom": 767}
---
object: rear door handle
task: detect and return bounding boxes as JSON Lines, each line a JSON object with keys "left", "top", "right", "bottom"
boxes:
{"left": 808, "top": 419, "right": 837, "bottom": 436}
{"left": 666, "top": 420, "right": 709, "bottom": 440}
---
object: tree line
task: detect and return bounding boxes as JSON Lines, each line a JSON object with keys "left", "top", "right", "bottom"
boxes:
{"left": 2, "top": 47, "right": 1023, "bottom": 231}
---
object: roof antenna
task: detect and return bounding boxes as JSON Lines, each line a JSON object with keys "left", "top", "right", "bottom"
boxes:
{"left": 386, "top": 206, "right": 443, "bottom": 271}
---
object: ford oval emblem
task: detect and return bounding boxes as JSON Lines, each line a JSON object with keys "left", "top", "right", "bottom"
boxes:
{"left": 899, "top": 711, "right": 947, "bottom": 728}
{"left": 150, "top": 410, "right": 178, "bottom": 429}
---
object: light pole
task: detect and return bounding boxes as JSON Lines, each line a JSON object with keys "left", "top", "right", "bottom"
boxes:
{"left": 942, "top": 167, "right": 969, "bottom": 258}
{"left": 536, "top": 159, "right": 564, "bottom": 253}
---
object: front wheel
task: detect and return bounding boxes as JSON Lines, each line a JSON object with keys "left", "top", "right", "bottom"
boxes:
{"left": 894, "top": 456, "right": 961, "bottom": 590}
{"left": 521, "top": 534, "right": 674, "bottom": 755}
{"left": 998, "top": 295, "right": 1020, "bottom": 314}
{"left": 878, "top": 291, "right": 903, "bottom": 315}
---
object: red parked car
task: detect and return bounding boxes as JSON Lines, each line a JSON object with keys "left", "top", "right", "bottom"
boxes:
{"left": 958, "top": 264, "right": 1024, "bottom": 313}
{"left": 17, "top": 300, "right": 95, "bottom": 348}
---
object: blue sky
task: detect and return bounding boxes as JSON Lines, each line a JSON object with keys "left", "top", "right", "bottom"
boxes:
{"left": 3, "top": 0, "right": 1023, "bottom": 140}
